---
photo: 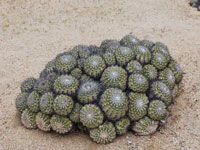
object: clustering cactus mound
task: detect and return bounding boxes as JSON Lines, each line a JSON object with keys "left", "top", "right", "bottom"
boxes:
{"left": 190, "top": 0, "right": 200, "bottom": 11}
{"left": 15, "top": 34, "right": 183, "bottom": 144}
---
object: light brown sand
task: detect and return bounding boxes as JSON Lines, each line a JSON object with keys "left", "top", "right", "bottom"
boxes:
{"left": 0, "top": 0, "right": 200, "bottom": 149}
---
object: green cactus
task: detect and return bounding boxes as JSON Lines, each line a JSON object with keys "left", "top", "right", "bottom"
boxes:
{"left": 27, "top": 91, "right": 40, "bottom": 112}
{"left": 50, "top": 114, "right": 73, "bottom": 134}
{"left": 55, "top": 54, "right": 77, "bottom": 73}
{"left": 70, "top": 45, "right": 90, "bottom": 59}
{"left": 101, "top": 66, "right": 127, "bottom": 90}
{"left": 100, "top": 88, "right": 128, "bottom": 120}
{"left": 90, "top": 122, "right": 116, "bottom": 144}
{"left": 34, "top": 78, "right": 51, "bottom": 94}
{"left": 16, "top": 93, "right": 29, "bottom": 112}
{"left": 168, "top": 60, "right": 183, "bottom": 84}
{"left": 54, "top": 75, "right": 79, "bottom": 95}
{"left": 83, "top": 55, "right": 106, "bottom": 78}
{"left": 100, "top": 39, "right": 119, "bottom": 51}
{"left": 150, "top": 81, "right": 172, "bottom": 105}
{"left": 16, "top": 34, "right": 184, "bottom": 143}
{"left": 80, "top": 104, "right": 103, "bottom": 129}
{"left": 143, "top": 64, "right": 158, "bottom": 81}
{"left": 53, "top": 95, "right": 74, "bottom": 116}
{"left": 134, "top": 45, "right": 152, "bottom": 64}
{"left": 131, "top": 116, "right": 159, "bottom": 136}
{"left": 70, "top": 68, "right": 82, "bottom": 79}
{"left": 36, "top": 112, "right": 51, "bottom": 131}
{"left": 77, "top": 81, "right": 101, "bottom": 104}
{"left": 45, "top": 72, "right": 58, "bottom": 83}
{"left": 103, "top": 52, "right": 116, "bottom": 66}
{"left": 151, "top": 52, "right": 169, "bottom": 70}
{"left": 151, "top": 42, "right": 171, "bottom": 62}
{"left": 105, "top": 42, "right": 120, "bottom": 53}
{"left": 43, "top": 59, "right": 56, "bottom": 74}
{"left": 115, "top": 46, "right": 135, "bottom": 66}
{"left": 126, "top": 60, "right": 143, "bottom": 74}
{"left": 115, "top": 117, "right": 130, "bottom": 135}
{"left": 120, "top": 34, "right": 139, "bottom": 48}
{"left": 148, "top": 100, "right": 167, "bottom": 120}
{"left": 89, "top": 45, "right": 102, "bottom": 55}
{"left": 80, "top": 74, "right": 93, "bottom": 83}
{"left": 21, "top": 109, "right": 37, "bottom": 129}
{"left": 128, "top": 92, "right": 149, "bottom": 121}
{"left": 20, "top": 77, "right": 36, "bottom": 93}
{"left": 159, "top": 68, "right": 175, "bottom": 90}
{"left": 39, "top": 92, "right": 54, "bottom": 115}
{"left": 139, "top": 40, "right": 154, "bottom": 49}
{"left": 69, "top": 103, "right": 83, "bottom": 123}
{"left": 128, "top": 73, "right": 149, "bottom": 93}
{"left": 77, "top": 58, "right": 85, "bottom": 69}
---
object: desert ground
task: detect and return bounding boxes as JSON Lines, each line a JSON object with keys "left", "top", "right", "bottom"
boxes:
{"left": 0, "top": 0, "right": 200, "bottom": 150}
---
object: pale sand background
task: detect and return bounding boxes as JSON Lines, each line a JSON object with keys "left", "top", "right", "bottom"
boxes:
{"left": 0, "top": 0, "right": 200, "bottom": 150}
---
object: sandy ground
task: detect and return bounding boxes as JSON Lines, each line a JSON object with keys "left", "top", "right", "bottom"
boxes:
{"left": 0, "top": 0, "right": 200, "bottom": 149}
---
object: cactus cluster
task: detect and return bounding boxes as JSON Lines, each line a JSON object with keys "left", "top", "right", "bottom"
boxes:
{"left": 15, "top": 34, "right": 183, "bottom": 144}
{"left": 190, "top": 0, "right": 200, "bottom": 11}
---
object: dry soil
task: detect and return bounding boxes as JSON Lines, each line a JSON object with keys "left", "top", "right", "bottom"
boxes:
{"left": 0, "top": 0, "right": 200, "bottom": 150}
